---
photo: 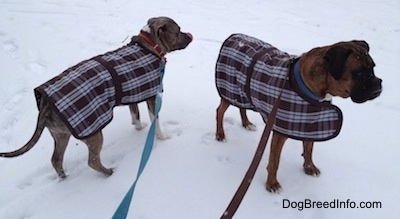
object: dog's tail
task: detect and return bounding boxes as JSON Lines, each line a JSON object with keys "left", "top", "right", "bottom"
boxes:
{"left": 0, "top": 103, "right": 49, "bottom": 158}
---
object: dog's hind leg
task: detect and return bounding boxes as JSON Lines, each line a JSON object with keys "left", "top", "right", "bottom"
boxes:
{"left": 216, "top": 99, "right": 230, "bottom": 141}
{"left": 83, "top": 131, "right": 113, "bottom": 176}
{"left": 49, "top": 131, "right": 71, "bottom": 178}
{"left": 302, "top": 141, "right": 320, "bottom": 176}
{"left": 239, "top": 109, "right": 256, "bottom": 131}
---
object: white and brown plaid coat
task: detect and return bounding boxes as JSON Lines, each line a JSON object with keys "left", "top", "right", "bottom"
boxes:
{"left": 35, "top": 41, "right": 164, "bottom": 139}
{"left": 216, "top": 34, "right": 343, "bottom": 141}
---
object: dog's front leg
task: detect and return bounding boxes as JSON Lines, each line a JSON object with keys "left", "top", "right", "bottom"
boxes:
{"left": 302, "top": 141, "right": 320, "bottom": 176}
{"left": 146, "top": 98, "right": 168, "bottom": 140}
{"left": 266, "top": 131, "right": 287, "bottom": 192}
{"left": 129, "top": 104, "right": 147, "bottom": 130}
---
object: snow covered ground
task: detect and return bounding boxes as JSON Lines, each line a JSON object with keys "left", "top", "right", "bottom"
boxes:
{"left": 0, "top": 0, "right": 399, "bottom": 218}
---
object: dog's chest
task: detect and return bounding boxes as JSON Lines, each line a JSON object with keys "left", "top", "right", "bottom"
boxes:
{"left": 216, "top": 34, "right": 343, "bottom": 141}
{"left": 34, "top": 44, "right": 163, "bottom": 139}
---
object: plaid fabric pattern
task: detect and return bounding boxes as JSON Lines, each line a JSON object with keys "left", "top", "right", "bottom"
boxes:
{"left": 216, "top": 34, "right": 342, "bottom": 141}
{"left": 34, "top": 42, "right": 163, "bottom": 139}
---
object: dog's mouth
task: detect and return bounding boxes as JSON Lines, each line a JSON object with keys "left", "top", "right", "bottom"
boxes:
{"left": 352, "top": 87, "right": 382, "bottom": 103}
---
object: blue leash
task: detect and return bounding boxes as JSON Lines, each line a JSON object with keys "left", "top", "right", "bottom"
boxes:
{"left": 112, "top": 62, "right": 165, "bottom": 219}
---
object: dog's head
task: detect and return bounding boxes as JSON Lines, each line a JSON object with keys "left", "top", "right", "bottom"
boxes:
{"left": 323, "top": 40, "right": 382, "bottom": 103}
{"left": 142, "top": 16, "right": 192, "bottom": 53}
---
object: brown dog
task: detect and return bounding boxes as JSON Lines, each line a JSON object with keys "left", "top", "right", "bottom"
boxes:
{"left": 0, "top": 17, "right": 192, "bottom": 178}
{"left": 215, "top": 34, "right": 382, "bottom": 192}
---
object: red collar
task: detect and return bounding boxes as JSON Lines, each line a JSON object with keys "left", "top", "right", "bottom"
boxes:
{"left": 139, "top": 32, "right": 166, "bottom": 61}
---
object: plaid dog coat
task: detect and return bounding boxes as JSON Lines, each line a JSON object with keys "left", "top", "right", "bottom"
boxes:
{"left": 34, "top": 41, "right": 164, "bottom": 139}
{"left": 216, "top": 34, "right": 343, "bottom": 141}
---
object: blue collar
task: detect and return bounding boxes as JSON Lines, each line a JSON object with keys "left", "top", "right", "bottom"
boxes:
{"left": 293, "top": 59, "right": 323, "bottom": 102}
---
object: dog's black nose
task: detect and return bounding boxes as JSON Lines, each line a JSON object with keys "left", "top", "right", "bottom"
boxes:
{"left": 185, "top": 32, "right": 193, "bottom": 42}
{"left": 374, "top": 77, "right": 383, "bottom": 91}
{"left": 370, "top": 77, "right": 383, "bottom": 99}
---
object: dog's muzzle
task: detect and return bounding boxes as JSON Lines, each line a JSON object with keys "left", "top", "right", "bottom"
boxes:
{"left": 351, "top": 75, "right": 383, "bottom": 103}
{"left": 172, "top": 32, "right": 193, "bottom": 51}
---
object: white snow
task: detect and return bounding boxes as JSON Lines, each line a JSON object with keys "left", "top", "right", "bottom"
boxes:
{"left": 1, "top": 0, "right": 399, "bottom": 218}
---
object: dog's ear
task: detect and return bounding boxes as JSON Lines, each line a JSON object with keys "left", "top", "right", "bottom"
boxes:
{"left": 324, "top": 46, "right": 351, "bottom": 80}
{"left": 352, "top": 40, "right": 370, "bottom": 52}
{"left": 146, "top": 17, "right": 164, "bottom": 34}
{"left": 147, "top": 18, "right": 168, "bottom": 38}
{"left": 157, "top": 24, "right": 168, "bottom": 36}
{"left": 159, "top": 24, "right": 168, "bottom": 32}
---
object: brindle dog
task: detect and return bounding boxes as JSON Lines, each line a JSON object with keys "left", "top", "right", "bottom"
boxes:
{"left": 0, "top": 17, "right": 192, "bottom": 178}
{"left": 215, "top": 39, "right": 382, "bottom": 192}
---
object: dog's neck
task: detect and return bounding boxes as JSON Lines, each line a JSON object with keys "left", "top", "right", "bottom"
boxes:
{"left": 294, "top": 59, "right": 333, "bottom": 102}
{"left": 298, "top": 52, "right": 337, "bottom": 102}
{"left": 293, "top": 59, "right": 323, "bottom": 102}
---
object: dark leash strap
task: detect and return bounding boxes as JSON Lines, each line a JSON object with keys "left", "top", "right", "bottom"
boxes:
{"left": 220, "top": 66, "right": 289, "bottom": 219}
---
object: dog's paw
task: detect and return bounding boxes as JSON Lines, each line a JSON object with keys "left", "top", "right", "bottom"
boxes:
{"left": 244, "top": 124, "right": 257, "bottom": 131}
{"left": 106, "top": 168, "right": 114, "bottom": 176}
{"left": 98, "top": 168, "right": 114, "bottom": 177}
{"left": 266, "top": 179, "right": 282, "bottom": 193}
{"left": 56, "top": 170, "right": 68, "bottom": 179}
{"left": 215, "top": 133, "right": 226, "bottom": 142}
{"left": 216, "top": 137, "right": 227, "bottom": 142}
{"left": 303, "top": 163, "right": 321, "bottom": 176}
{"left": 134, "top": 122, "right": 148, "bottom": 130}
{"left": 156, "top": 132, "right": 170, "bottom": 140}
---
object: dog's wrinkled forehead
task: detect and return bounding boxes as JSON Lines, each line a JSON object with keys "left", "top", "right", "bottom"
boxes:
{"left": 323, "top": 40, "right": 376, "bottom": 81}
{"left": 346, "top": 40, "right": 375, "bottom": 67}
